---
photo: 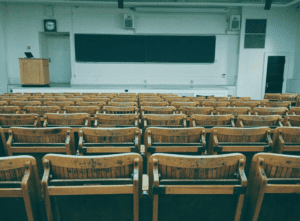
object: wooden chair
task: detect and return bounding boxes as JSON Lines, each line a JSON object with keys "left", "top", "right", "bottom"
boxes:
{"left": 95, "top": 114, "right": 139, "bottom": 127}
{"left": 44, "top": 101, "right": 75, "bottom": 109}
{"left": 281, "top": 94, "right": 297, "bottom": 102}
{"left": 142, "top": 114, "right": 187, "bottom": 129}
{"left": 237, "top": 115, "right": 283, "bottom": 128}
{"left": 27, "top": 97, "right": 55, "bottom": 104}
{"left": 118, "top": 93, "right": 136, "bottom": 96}
{"left": 139, "top": 98, "right": 163, "bottom": 103}
{"left": 82, "top": 92, "right": 99, "bottom": 96}
{"left": 214, "top": 96, "right": 228, "bottom": 101}
{"left": 0, "top": 114, "right": 40, "bottom": 128}
{"left": 264, "top": 101, "right": 291, "bottom": 109}
{"left": 232, "top": 101, "right": 261, "bottom": 109}
{"left": 0, "top": 106, "right": 20, "bottom": 114}
{"left": 0, "top": 101, "right": 8, "bottom": 106}
{"left": 264, "top": 93, "right": 282, "bottom": 101}
{"left": 10, "top": 101, "right": 41, "bottom": 110}
{"left": 141, "top": 106, "right": 176, "bottom": 115}
{"left": 165, "top": 97, "right": 189, "bottom": 103}
{"left": 235, "top": 97, "right": 251, "bottom": 100}
{"left": 190, "top": 114, "right": 235, "bottom": 128}
{"left": 43, "top": 113, "right": 90, "bottom": 127}
{"left": 0, "top": 155, "right": 41, "bottom": 221}
{"left": 288, "top": 107, "right": 300, "bottom": 115}
{"left": 103, "top": 106, "right": 138, "bottom": 114}
{"left": 202, "top": 101, "right": 230, "bottom": 108}
{"left": 283, "top": 115, "right": 300, "bottom": 127}
{"left": 23, "top": 106, "right": 61, "bottom": 117}
{"left": 180, "top": 107, "right": 214, "bottom": 116}
{"left": 253, "top": 107, "right": 288, "bottom": 116}
{"left": 113, "top": 98, "right": 138, "bottom": 102}
{"left": 86, "top": 98, "right": 110, "bottom": 104}
{"left": 187, "top": 97, "right": 207, "bottom": 102}
{"left": 77, "top": 101, "right": 106, "bottom": 111}
{"left": 209, "top": 127, "right": 273, "bottom": 174}
{"left": 215, "top": 107, "right": 251, "bottom": 116}
{"left": 148, "top": 153, "right": 247, "bottom": 221}
{"left": 64, "top": 106, "right": 100, "bottom": 115}
{"left": 41, "top": 153, "right": 142, "bottom": 221}
{"left": 63, "top": 92, "right": 81, "bottom": 96}
{"left": 52, "top": 96, "right": 67, "bottom": 100}
{"left": 139, "top": 101, "right": 169, "bottom": 107}
{"left": 108, "top": 102, "right": 138, "bottom": 106}
{"left": 170, "top": 101, "right": 198, "bottom": 110}
{"left": 145, "top": 127, "right": 206, "bottom": 158}
{"left": 2, "top": 97, "right": 28, "bottom": 105}
{"left": 78, "top": 127, "right": 141, "bottom": 155}
{"left": 58, "top": 98, "right": 83, "bottom": 105}
{"left": 246, "top": 153, "right": 300, "bottom": 221}
{"left": 273, "top": 127, "right": 300, "bottom": 153}
{"left": 296, "top": 97, "right": 300, "bottom": 107}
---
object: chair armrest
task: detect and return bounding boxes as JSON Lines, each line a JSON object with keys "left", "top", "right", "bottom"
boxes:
{"left": 94, "top": 116, "right": 98, "bottom": 127}
{"left": 147, "top": 131, "right": 152, "bottom": 148}
{"left": 236, "top": 118, "right": 244, "bottom": 127}
{"left": 266, "top": 130, "right": 273, "bottom": 147}
{"left": 191, "top": 116, "right": 196, "bottom": 127}
{"left": 41, "top": 159, "right": 50, "bottom": 199}
{"left": 212, "top": 131, "right": 219, "bottom": 147}
{"left": 43, "top": 118, "right": 48, "bottom": 127}
{"left": 183, "top": 116, "right": 187, "bottom": 127}
{"left": 135, "top": 131, "right": 139, "bottom": 148}
{"left": 231, "top": 117, "right": 235, "bottom": 127}
{"left": 84, "top": 118, "right": 89, "bottom": 127}
{"left": 278, "top": 118, "right": 283, "bottom": 127}
{"left": 143, "top": 117, "right": 147, "bottom": 129}
{"left": 5, "top": 130, "right": 13, "bottom": 156}
{"left": 140, "top": 145, "right": 145, "bottom": 156}
{"left": 201, "top": 130, "right": 206, "bottom": 148}
{"left": 78, "top": 130, "right": 83, "bottom": 149}
{"left": 134, "top": 116, "right": 139, "bottom": 127}
{"left": 33, "top": 116, "right": 38, "bottom": 127}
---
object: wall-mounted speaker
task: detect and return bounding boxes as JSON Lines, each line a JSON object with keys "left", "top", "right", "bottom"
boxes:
{"left": 230, "top": 15, "right": 241, "bottom": 31}
{"left": 124, "top": 14, "right": 134, "bottom": 29}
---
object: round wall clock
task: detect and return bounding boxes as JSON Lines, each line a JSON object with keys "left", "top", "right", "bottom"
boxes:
{"left": 44, "top": 19, "right": 57, "bottom": 32}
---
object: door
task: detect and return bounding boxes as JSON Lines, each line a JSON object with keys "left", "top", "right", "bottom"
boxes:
{"left": 46, "top": 33, "right": 71, "bottom": 84}
{"left": 265, "top": 56, "right": 285, "bottom": 93}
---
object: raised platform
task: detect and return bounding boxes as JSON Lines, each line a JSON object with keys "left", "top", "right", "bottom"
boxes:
{"left": 8, "top": 84, "right": 237, "bottom": 97}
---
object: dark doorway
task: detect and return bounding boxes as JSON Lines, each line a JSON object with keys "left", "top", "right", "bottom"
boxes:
{"left": 265, "top": 56, "right": 285, "bottom": 93}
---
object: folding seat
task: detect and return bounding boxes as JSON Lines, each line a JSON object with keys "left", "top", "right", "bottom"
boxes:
{"left": 43, "top": 113, "right": 91, "bottom": 127}
{"left": 148, "top": 153, "right": 247, "bottom": 221}
{"left": 5, "top": 127, "right": 75, "bottom": 177}
{"left": 264, "top": 101, "right": 291, "bottom": 109}
{"left": 119, "top": 93, "right": 136, "bottom": 96}
{"left": 190, "top": 114, "right": 235, "bottom": 128}
{"left": 95, "top": 114, "right": 139, "bottom": 127}
{"left": 113, "top": 98, "right": 138, "bottom": 102}
{"left": 187, "top": 96, "right": 207, "bottom": 102}
{"left": 44, "top": 101, "right": 75, "bottom": 109}
{"left": 264, "top": 93, "right": 282, "bottom": 101}
{"left": 142, "top": 114, "right": 187, "bottom": 129}
{"left": 139, "top": 101, "right": 169, "bottom": 107}
{"left": 52, "top": 96, "right": 67, "bottom": 100}
{"left": 233, "top": 97, "right": 251, "bottom": 100}
{"left": 77, "top": 101, "right": 106, "bottom": 112}
{"left": 108, "top": 101, "right": 138, "bottom": 106}
{"left": 209, "top": 127, "right": 273, "bottom": 174}
{"left": 57, "top": 97, "right": 84, "bottom": 105}
{"left": 232, "top": 101, "right": 261, "bottom": 109}
{"left": 2, "top": 97, "right": 28, "bottom": 105}
{"left": 0, "top": 114, "right": 40, "bottom": 128}
{"left": 64, "top": 106, "right": 100, "bottom": 116}
{"left": 281, "top": 94, "right": 297, "bottom": 103}
{"left": 253, "top": 107, "right": 288, "bottom": 116}
{"left": 214, "top": 96, "right": 228, "bottom": 101}
{"left": 63, "top": 92, "right": 81, "bottom": 96}
{"left": 288, "top": 107, "right": 300, "bottom": 115}
{"left": 165, "top": 97, "right": 190, "bottom": 103}
{"left": 215, "top": 107, "right": 251, "bottom": 116}
{"left": 246, "top": 153, "right": 300, "bottom": 221}
{"left": 82, "top": 92, "right": 99, "bottom": 96}
{"left": 0, "top": 106, "right": 21, "bottom": 114}
{"left": 78, "top": 127, "right": 141, "bottom": 155}
{"left": 170, "top": 101, "right": 198, "bottom": 111}
{"left": 103, "top": 106, "right": 138, "bottom": 114}
{"left": 237, "top": 115, "right": 283, "bottom": 128}
{"left": 141, "top": 106, "right": 176, "bottom": 115}
{"left": 283, "top": 115, "right": 300, "bottom": 126}
{"left": 0, "top": 155, "right": 41, "bottom": 221}
{"left": 202, "top": 101, "right": 230, "bottom": 108}
{"left": 10, "top": 101, "right": 41, "bottom": 110}
{"left": 180, "top": 106, "right": 214, "bottom": 116}
{"left": 23, "top": 106, "right": 61, "bottom": 117}
{"left": 144, "top": 127, "right": 207, "bottom": 160}
{"left": 73, "top": 95, "right": 92, "bottom": 101}
{"left": 139, "top": 98, "right": 163, "bottom": 103}
{"left": 0, "top": 101, "right": 8, "bottom": 106}
{"left": 27, "top": 97, "right": 55, "bottom": 104}
{"left": 86, "top": 97, "right": 110, "bottom": 104}
{"left": 272, "top": 127, "right": 300, "bottom": 153}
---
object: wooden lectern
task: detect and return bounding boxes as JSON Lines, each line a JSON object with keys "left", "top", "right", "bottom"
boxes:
{"left": 19, "top": 58, "right": 50, "bottom": 86}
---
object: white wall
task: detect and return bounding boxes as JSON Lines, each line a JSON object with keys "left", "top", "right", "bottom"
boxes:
{"left": 236, "top": 6, "right": 299, "bottom": 99}
{"left": 0, "top": 4, "right": 8, "bottom": 93}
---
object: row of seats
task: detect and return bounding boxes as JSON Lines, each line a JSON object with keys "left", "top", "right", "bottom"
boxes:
{"left": 1, "top": 152, "right": 299, "bottom": 221}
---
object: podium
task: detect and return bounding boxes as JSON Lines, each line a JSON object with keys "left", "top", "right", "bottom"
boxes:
{"left": 19, "top": 58, "right": 50, "bottom": 86}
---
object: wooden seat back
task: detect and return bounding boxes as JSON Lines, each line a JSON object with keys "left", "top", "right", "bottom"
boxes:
{"left": 139, "top": 98, "right": 163, "bottom": 103}
{"left": 281, "top": 94, "right": 298, "bottom": 101}
{"left": 246, "top": 153, "right": 300, "bottom": 221}
{"left": 0, "top": 101, "right": 8, "bottom": 106}
{"left": 254, "top": 107, "right": 288, "bottom": 116}
{"left": 52, "top": 96, "right": 66, "bottom": 100}
{"left": 44, "top": 101, "right": 75, "bottom": 108}
{"left": 215, "top": 107, "right": 251, "bottom": 116}
{"left": 113, "top": 98, "right": 137, "bottom": 102}
{"left": 0, "top": 155, "right": 41, "bottom": 221}
{"left": 165, "top": 97, "right": 189, "bottom": 103}
{"left": 107, "top": 102, "right": 137, "bottom": 106}
{"left": 289, "top": 107, "right": 300, "bottom": 115}
{"left": 264, "top": 101, "right": 291, "bottom": 109}
{"left": 44, "top": 113, "right": 90, "bottom": 127}
{"left": 78, "top": 127, "right": 141, "bottom": 154}
{"left": 141, "top": 106, "right": 176, "bottom": 115}
{"left": 10, "top": 101, "right": 41, "bottom": 110}
{"left": 27, "top": 97, "right": 55, "bottom": 104}
{"left": 191, "top": 114, "right": 235, "bottom": 128}
{"left": 283, "top": 115, "right": 300, "bottom": 127}
{"left": 273, "top": 127, "right": 300, "bottom": 153}
{"left": 103, "top": 106, "right": 138, "bottom": 114}
{"left": 57, "top": 98, "right": 83, "bottom": 105}
{"left": 142, "top": 114, "right": 187, "bottom": 128}
{"left": 63, "top": 105, "right": 99, "bottom": 115}
{"left": 86, "top": 98, "right": 110, "bottom": 104}
{"left": 140, "top": 101, "right": 169, "bottom": 107}
{"left": 180, "top": 106, "right": 214, "bottom": 116}
{"left": 0, "top": 114, "right": 40, "bottom": 128}
{"left": 2, "top": 97, "right": 28, "bottom": 105}
{"left": 77, "top": 101, "right": 106, "bottom": 110}
{"left": 0, "top": 106, "right": 20, "bottom": 114}
{"left": 202, "top": 101, "right": 230, "bottom": 108}
{"left": 170, "top": 101, "right": 198, "bottom": 110}
{"left": 95, "top": 114, "right": 139, "bottom": 127}
{"left": 264, "top": 93, "right": 282, "bottom": 101}
{"left": 232, "top": 101, "right": 261, "bottom": 109}
{"left": 82, "top": 92, "right": 99, "bottom": 96}
{"left": 148, "top": 153, "right": 247, "bottom": 221}
{"left": 237, "top": 115, "right": 283, "bottom": 128}
{"left": 23, "top": 106, "right": 61, "bottom": 116}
